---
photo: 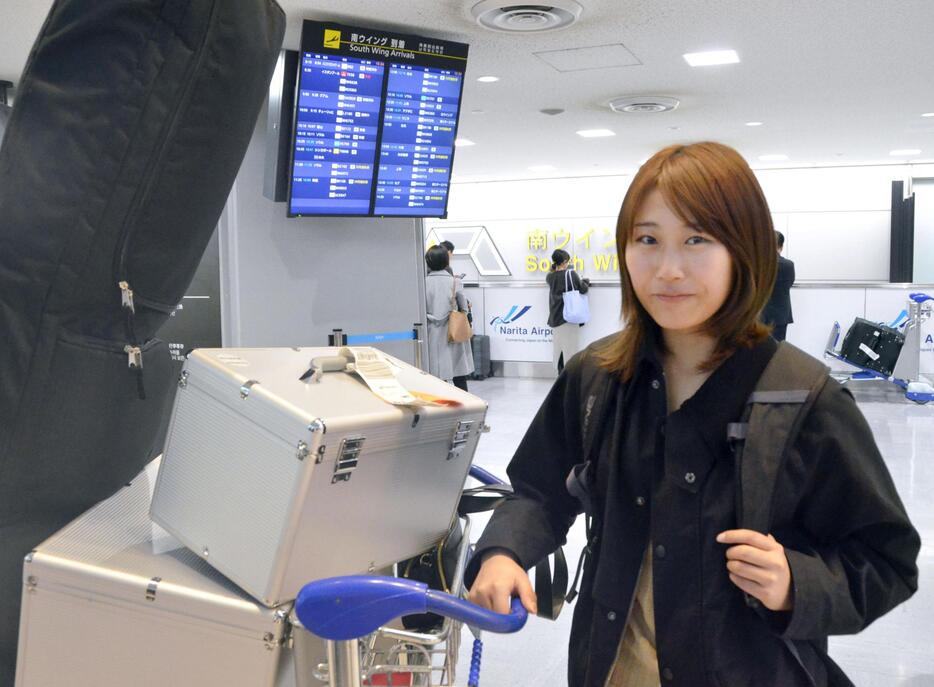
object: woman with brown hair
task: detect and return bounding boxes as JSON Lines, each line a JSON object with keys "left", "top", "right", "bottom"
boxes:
{"left": 465, "top": 142, "right": 919, "bottom": 686}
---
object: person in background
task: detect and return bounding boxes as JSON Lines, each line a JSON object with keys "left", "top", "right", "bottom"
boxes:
{"left": 425, "top": 245, "right": 473, "bottom": 391}
{"left": 466, "top": 142, "right": 918, "bottom": 687}
{"left": 546, "top": 248, "right": 590, "bottom": 374}
{"left": 439, "top": 239, "right": 472, "bottom": 390}
{"left": 440, "top": 240, "right": 456, "bottom": 274}
{"left": 761, "top": 230, "right": 795, "bottom": 341}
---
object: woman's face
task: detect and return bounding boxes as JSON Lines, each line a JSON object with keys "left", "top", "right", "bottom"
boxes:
{"left": 625, "top": 188, "right": 733, "bottom": 335}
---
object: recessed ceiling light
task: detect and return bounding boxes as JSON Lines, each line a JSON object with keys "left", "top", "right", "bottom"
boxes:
{"left": 528, "top": 165, "right": 557, "bottom": 172}
{"left": 576, "top": 128, "right": 615, "bottom": 138}
{"left": 477, "top": 75, "right": 499, "bottom": 83}
{"left": 758, "top": 154, "right": 788, "bottom": 161}
{"left": 745, "top": 121, "right": 763, "bottom": 127}
{"left": 683, "top": 50, "right": 740, "bottom": 67}
{"left": 890, "top": 149, "right": 921, "bottom": 156}
{"left": 922, "top": 112, "right": 934, "bottom": 118}
{"left": 455, "top": 138, "right": 476, "bottom": 147}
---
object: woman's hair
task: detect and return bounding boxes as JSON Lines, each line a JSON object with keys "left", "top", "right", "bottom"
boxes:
{"left": 596, "top": 142, "right": 777, "bottom": 380}
{"left": 550, "top": 249, "right": 571, "bottom": 271}
{"left": 425, "top": 244, "right": 450, "bottom": 272}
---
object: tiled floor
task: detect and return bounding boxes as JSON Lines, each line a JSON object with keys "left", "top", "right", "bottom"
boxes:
{"left": 456, "top": 375, "right": 934, "bottom": 686}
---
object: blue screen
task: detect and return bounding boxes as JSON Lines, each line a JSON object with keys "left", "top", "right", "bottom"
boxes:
{"left": 290, "top": 54, "right": 385, "bottom": 216}
{"left": 288, "top": 50, "right": 464, "bottom": 217}
{"left": 373, "top": 64, "right": 462, "bottom": 217}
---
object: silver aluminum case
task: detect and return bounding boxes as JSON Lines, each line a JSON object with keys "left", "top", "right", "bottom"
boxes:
{"left": 15, "top": 460, "right": 292, "bottom": 687}
{"left": 150, "top": 347, "right": 487, "bottom": 607}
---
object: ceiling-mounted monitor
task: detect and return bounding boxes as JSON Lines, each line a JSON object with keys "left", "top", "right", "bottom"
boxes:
{"left": 288, "top": 21, "right": 469, "bottom": 218}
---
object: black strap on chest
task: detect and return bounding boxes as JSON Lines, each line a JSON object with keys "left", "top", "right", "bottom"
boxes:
{"left": 727, "top": 342, "right": 829, "bottom": 687}
{"left": 728, "top": 342, "right": 829, "bottom": 540}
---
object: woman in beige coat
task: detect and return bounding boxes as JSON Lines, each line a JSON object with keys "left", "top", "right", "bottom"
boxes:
{"left": 425, "top": 245, "right": 473, "bottom": 388}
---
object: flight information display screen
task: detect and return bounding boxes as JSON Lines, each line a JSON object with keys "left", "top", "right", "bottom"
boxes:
{"left": 288, "top": 21, "right": 469, "bottom": 218}
{"left": 374, "top": 64, "right": 462, "bottom": 216}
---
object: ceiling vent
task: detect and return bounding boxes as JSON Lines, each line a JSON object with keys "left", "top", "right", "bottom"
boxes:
{"left": 470, "top": 0, "right": 584, "bottom": 33}
{"left": 608, "top": 96, "right": 680, "bottom": 114}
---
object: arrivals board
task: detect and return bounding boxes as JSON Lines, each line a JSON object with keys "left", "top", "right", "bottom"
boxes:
{"left": 288, "top": 21, "right": 469, "bottom": 218}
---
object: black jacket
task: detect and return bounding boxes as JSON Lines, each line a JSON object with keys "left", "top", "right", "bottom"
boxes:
{"left": 467, "top": 334, "right": 919, "bottom": 687}
{"left": 762, "top": 255, "right": 796, "bottom": 326}
{"left": 546, "top": 269, "right": 589, "bottom": 328}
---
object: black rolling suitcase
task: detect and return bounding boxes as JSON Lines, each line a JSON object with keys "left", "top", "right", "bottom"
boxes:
{"left": 0, "top": 2, "right": 284, "bottom": 682}
{"left": 470, "top": 334, "right": 493, "bottom": 380}
{"left": 840, "top": 317, "right": 905, "bottom": 376}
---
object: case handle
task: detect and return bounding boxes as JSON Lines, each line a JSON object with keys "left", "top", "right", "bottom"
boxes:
{"left": 299, "top": 355, "right": 350, "bottom": 383}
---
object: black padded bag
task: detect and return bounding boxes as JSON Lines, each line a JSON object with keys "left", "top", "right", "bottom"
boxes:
{"left": 840, "top": 317, "right": 904, "bottom": 376}
{"left": 0, "top": 1, "right": 284, "bottom": 682}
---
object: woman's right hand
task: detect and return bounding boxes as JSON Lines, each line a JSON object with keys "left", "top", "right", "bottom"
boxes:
{"left": 468, "top": 552, "right": 538, "bottom": 615}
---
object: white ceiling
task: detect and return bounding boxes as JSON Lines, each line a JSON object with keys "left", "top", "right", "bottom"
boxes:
{"left": 2, "top": 0, "right": 934, "bottom": 180}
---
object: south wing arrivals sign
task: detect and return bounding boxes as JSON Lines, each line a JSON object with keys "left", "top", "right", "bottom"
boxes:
{"left": 429, "top": 219, "right": 620, "bottom": 282}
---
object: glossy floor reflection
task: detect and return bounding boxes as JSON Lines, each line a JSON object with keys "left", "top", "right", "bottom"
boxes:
{"left": 457, "top": 375, "right": 934, "bottom": 686}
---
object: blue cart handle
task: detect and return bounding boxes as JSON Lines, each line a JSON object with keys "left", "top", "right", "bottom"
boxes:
{"left": 468, "top": 464, "right": 507, "bottom": 487}
{"left": 295, "top": 575, "right": 527, "bottom": 641}
{"left": 909, "top": 292, "right": 932, "bottom": 304}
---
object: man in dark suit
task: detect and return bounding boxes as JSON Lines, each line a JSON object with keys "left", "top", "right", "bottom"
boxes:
{"left": 762, "top": 230, "right": 795, "bottom": 341}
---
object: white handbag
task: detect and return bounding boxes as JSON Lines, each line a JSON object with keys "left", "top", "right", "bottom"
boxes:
{"left": 562, "top": 269, "right": 590, "bottom": 324}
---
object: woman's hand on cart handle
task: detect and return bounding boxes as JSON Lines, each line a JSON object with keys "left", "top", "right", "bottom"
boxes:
{"left": 468, "top": 552, "right": 538, "bottom": 615}
{"left": 295, "top": 575, "right": 527, "bottom": 640}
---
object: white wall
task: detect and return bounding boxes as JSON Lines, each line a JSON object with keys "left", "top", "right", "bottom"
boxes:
{"left": 219, "top": 105, "right": 427, "bottom": 365}
{"left": 913, "top": 178, "right": 934, "bottom": 283}
{"left": 441, "top": 162, "right": 934, "bottom": 283}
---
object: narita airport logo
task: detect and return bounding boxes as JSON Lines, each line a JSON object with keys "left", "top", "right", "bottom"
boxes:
{"left": 490, "top": 305, "right": 531, "bottom": 327}
{"left": 490, "top": 306, "right": 552, "bottom": 338}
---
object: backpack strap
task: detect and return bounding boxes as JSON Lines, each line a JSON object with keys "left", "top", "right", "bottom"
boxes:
{"left": 727, "top": 342, "right": 829, "bottom": 687}
{"left": 730, "top": 342, "right": 829, "bottom": 535}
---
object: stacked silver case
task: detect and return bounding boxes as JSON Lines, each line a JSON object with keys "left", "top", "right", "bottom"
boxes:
{"left": 14, "top": 459, "right": 300, "bottom": 687}
{"left": 16, "top": 347, "right": 487, "bottom": 685}
{"left": 150, "top": 347, "right": 487, "bottom": 606}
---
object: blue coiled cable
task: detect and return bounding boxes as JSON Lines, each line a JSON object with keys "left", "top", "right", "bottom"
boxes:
{"left": 468, "top": 636, "right": 483, "bottom": 687}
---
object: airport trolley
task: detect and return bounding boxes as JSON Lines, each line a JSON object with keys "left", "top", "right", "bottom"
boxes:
{"left": 292, "top": 468, "right": 526, "bottom": 687}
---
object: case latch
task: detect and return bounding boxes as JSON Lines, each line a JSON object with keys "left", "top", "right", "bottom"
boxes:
{"left": 145, "top": 576, "right": 162, "bottom": 602}
{"left": 447, "top": 420, "right": 474, "bottom": 460}
{"left": 332, "top": 437, "right": 364, "bottom": 483}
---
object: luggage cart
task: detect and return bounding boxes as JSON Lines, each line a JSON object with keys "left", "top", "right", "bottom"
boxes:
{"left": 291, "top": 466, "right": 522, "bottom": 687}
{"left": 825, "top": 292, "right": 934, "bottom": 404}
{"left": 293, "top": 570, "right": 526, "bottom": 687}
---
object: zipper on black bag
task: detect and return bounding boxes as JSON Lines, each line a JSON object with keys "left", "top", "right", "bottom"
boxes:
{"left": 111, "top": 9, "right": 216, "bottom": 401}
